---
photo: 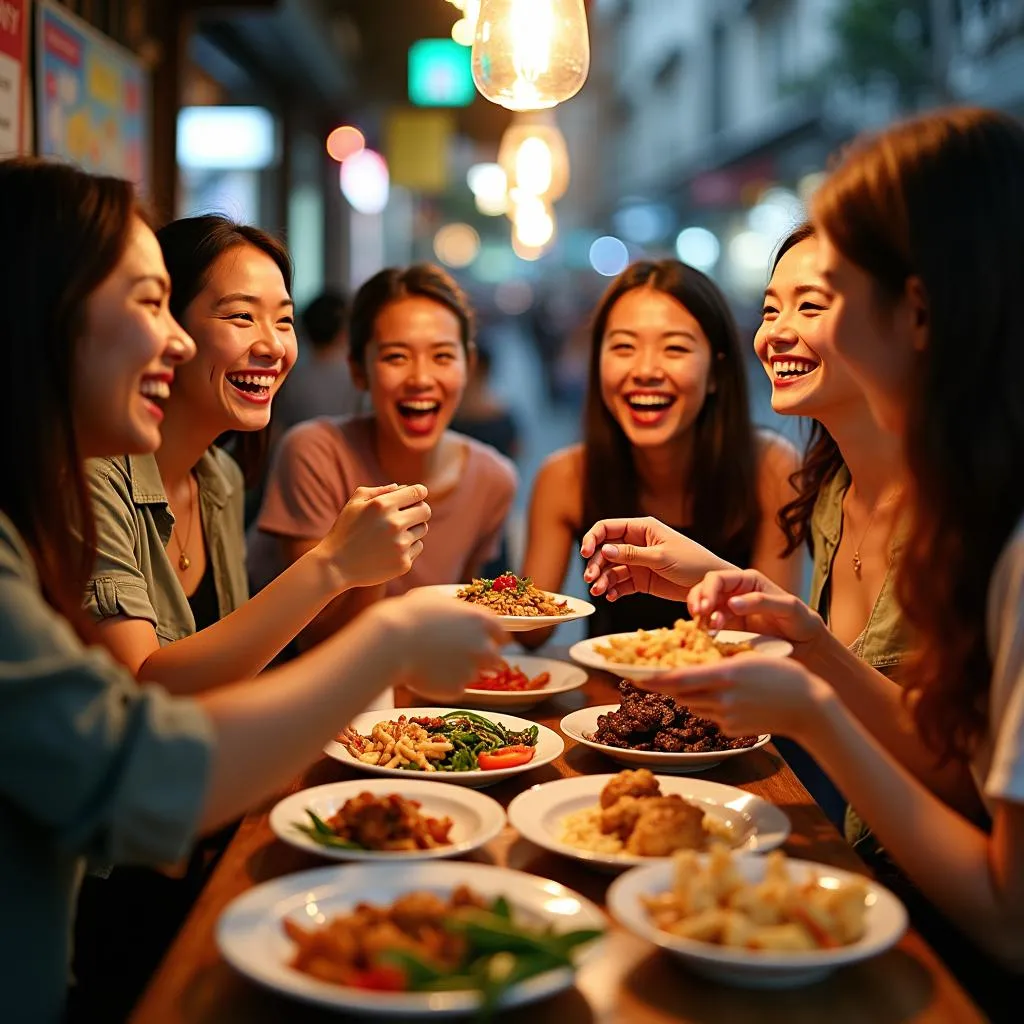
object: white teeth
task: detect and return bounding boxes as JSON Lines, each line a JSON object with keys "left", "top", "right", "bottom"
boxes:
{"left": 140, "top": 379, "right": 170, "bottom": 399}
{"left": 227, "top": 373, "right": 274, "bottom": 388}
{"left": 627, "top": 395, "right": 673, "bottom": 407}
{"left": 774, "top": 359, "right": 817, "bottom": 378}
{"left": 400, "top": 400, "right": 440, "bottom": 411}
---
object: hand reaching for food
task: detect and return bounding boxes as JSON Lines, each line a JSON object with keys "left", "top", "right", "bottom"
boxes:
{"left": 579, "top": 516, "right": 732, "bottom": 602}
{"left": 317, "top": 483, "right": 432, "bottom": 591}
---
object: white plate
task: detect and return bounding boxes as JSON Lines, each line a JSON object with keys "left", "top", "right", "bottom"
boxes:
{"left": 217, "top": 861, "right": 605, "bottom": 1016}
{"left": 607, "top": 855, "right": 907, "bottom": 989}
{"left": 269, "top": 779, "right": 506, "bottom": 862}
{"left": 560, "top": 705, "right": 770, "bottom": 773}
{"left": 410, "top": 655, "right": 588, "bottom": 712}
{"left": 507, "top": 775, "right": 790, "bottom": 871}
{"left": 412, "top": 583, "right": 596, "bottom": 631}
{"left": 569, "top": 629, "right": 793, "bottom": 682}
{"left": 325, "top": 707, "right": 564, "bottom": 788}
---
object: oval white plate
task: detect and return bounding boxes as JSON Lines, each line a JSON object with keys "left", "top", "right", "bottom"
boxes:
{"left": 269, "top": 779, "right": 506, "bottom": 862}
{"left": 217, "top": 861, "right": 605, "bottom": 1016}
{"left": 560, "top": 705, "right": 770, "bottom": 774}
{"left": 569, "top": 629, "right": 792, "bottom": 682}
{"left": 325, "top": 707, "right": 564, "bottom": 788}
{"left": 507, "top": 774, "right": 790, "bottom": 871}
{"left": 607, "top": 855, "right": 907, "bottom": 989}
{"left": 412, "top": 583, "right": 596, "bottom": 632}
{"left": 409, "top": 655, "right": 588, "bottom": 712}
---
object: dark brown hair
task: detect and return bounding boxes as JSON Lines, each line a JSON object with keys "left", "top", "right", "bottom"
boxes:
{"left": 156, "top": 215, "right": 293, "bottom": 486}
{"left": 814, "top": 107, "right": 1024, "bottom": 760}
{"left": 348, "top": 263, "right": 475, "bottom": 369}
{"left": 582, "top": 260, "right": 760, "bottom": 562}
{"left": 770, "top": 224, "right": 845, "bottom": 556}
{"left": 0, "top": 158, "right": 141, "bottom": 634}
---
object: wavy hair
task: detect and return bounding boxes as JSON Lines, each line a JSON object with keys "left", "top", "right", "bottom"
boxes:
{"left": 813, "top": 108, "right": 1024, "bottom": 760}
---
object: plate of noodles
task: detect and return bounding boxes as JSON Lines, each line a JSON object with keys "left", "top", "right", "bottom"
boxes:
{"left": 414, "top": 575, "right": 595, "bottom": 631}
{"left": 569, "top": 620, "right": 792, "bottom": 682}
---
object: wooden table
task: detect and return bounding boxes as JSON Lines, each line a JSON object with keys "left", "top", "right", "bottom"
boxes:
{"left": 131, "top": 667, "right": 984, "bottom": 1023}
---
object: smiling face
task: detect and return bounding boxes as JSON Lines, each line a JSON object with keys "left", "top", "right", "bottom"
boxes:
{"left": 598, "top": 286, "right": 714, "bottom": 448}
{"left": 76, "top": 217, "right": 195, "bottom": 457}
{"left": 354, "top": 296, "right": 469, "bottom": 452}
{"left": 173, "top": 243, "right": 297, "bottom": 434}
{"left": 754, "top": 237, "right": 864, "bottom": 422}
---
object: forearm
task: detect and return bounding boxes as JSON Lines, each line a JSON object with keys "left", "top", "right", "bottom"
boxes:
{"left": 140, "top": 549, "right": 342, "bottom": 692}
{"left": 802, "top": 694, "right": 1022, "bottom": 961}
{"left": 802, "top": 632, "right": 984, "bottom": 818}
{"left": 296, "top": 583, "right": 385, "bottom": 652}
{"left": 196, "top": 608, "right": 395, "bottom": 830}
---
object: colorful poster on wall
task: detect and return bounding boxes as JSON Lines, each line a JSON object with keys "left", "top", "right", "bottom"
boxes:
{"left": 35, "top": 0, "right": 147, "bottom": 187}
{"left": 0, "top": 0, "right": 28, "bottom": 156}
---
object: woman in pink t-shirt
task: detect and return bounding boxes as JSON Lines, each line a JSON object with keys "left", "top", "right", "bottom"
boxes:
{"left": 253, "top": 264, "right": 518, "bottom": 650}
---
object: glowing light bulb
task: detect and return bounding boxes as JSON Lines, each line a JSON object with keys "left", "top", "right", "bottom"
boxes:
{"left": 497, "top": 111, "right": 569, "bottom": 201}
{"left": 512, "top": 194, "right": 555, "bottom": 248}
{"left": 472, "top": 0, "right": 589, "bottom": 111}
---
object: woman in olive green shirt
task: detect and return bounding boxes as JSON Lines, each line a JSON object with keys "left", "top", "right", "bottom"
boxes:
{"left": 85, "top": 216, "right": 433, "bottom": 697}
{"left": 0, "top": 159, "right": 503, "bottom": 1024}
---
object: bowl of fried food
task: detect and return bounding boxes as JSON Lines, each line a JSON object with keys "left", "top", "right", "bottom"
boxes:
{"left": 508, "top": 769, "right": 790, "bottom": 871}
{"left": 570, "top": 619, "right": 792, "bottom": 682}
{"left": 414, "top": 575, "right": 595, "bottom": 631}
{"left": 216, "top": 861, "right": 605, "bottom": 1016}
{"left": 269, "top": 779, "right": 506, "bottom": 862}
{"left": 607, "top": 846, "right": 907, "bottom": 989}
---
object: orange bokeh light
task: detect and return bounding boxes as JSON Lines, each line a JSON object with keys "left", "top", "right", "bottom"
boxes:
{"left": 326, "top": 126, "right": 366, "bottom": 163}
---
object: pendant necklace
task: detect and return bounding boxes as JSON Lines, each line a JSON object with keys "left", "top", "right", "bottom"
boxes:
{"left": 850, "top": 487, "right": 900, "bottom": 579}
{"left": 172, "top": 474, "right": 196, "bottom": 572}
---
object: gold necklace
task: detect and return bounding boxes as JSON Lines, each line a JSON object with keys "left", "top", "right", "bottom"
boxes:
{"left": 850, "top": 487, "right": 900, "bottom": 579}
{"left": 172, "top": 474, "right": 196, "bottom": 572}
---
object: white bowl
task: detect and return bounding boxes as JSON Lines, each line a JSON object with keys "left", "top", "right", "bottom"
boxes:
{"left": 269, "top": 779, "right": 506, "bottom": 862}
{"left": 324, "top": 707, "right": 564, "bottom": 788}
{"left": 507, "top": 774, "right": 790, "bottom": 872}
{"left": 569, "top": 629, "right": 793, "bottom": 682}
{"left": 412, "top": 583, "right": 596, "bottom": 632}
{"left": 607, "top": 855, "right": 907, "bottom": 989}
{"left": 217, "top": 861, "right": 606, "bottom": 1016}
{"left": 410, "top": 654, "right": 588, "bottom": 712}
{"left": 560, "top": 705, "right": 770, "bottom": 773}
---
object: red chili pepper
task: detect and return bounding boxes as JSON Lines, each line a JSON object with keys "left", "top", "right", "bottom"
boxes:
{"left": 491, "top": 573, "right": 518, "bottom": 592}
{"left": 477, "top": 744, "right": 536, "bottom": 770}
{"left": 352, "top": 964, "right": 408, "bottom": 991}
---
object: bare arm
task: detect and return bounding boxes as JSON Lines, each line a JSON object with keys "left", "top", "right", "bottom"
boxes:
{"left": 517, "top": 451, "right": 580, "bottom": 650}
{"left": 280, "top": 535, "right": 386, "bottom": 651}
{"left": 751, "top": 433, "right": 803, "bottom": 595}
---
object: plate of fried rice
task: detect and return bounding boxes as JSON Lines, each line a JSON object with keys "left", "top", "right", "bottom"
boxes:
{"left": 415, "top": 575, "right": 595, "bottom": 631}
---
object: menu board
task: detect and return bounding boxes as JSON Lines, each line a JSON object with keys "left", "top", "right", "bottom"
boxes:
{"left": 0, "top": 0, "right": 27, "bottom": 156}
{"left": 35, "top": 0, "right": 147, "bottom": 187}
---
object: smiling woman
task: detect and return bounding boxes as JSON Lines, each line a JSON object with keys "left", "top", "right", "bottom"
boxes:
{"left": 251, "top": 263, "right": 518, "bottom": 650}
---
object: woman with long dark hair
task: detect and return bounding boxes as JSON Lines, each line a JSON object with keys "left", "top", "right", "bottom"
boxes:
{"left": 252, "top": 263, "right": 517, "bottom": 649}
{"left": 620, "top": 109, "right": 1024, "bottom": 996}
{"left": 84, "top": 216, "right": 431, "bottom": 695}
{"left": 0, "top": 159, "right": 503, "bottom": 1022}
{"left": 521, "top": 258, "right": 800, "bottom": 646}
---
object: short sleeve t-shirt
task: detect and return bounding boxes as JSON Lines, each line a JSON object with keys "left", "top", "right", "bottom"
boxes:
{"left": 973, "top": 513, "right": 1024, "bottom": 808}
{"left": 249, "top": 415, "right": 518, "bottom": 594}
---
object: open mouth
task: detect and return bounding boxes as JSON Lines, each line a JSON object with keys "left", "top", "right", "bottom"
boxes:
{"left": 139, "top": 378, "right": 170, "bottom": 401}
{"left": 772, "top": 358, "right": 819, "bottom": 382}
{"left": 226, "top": 372, "right": 275, "bottom": 403}
{"left": 397, "top": 399, "right": 442, "bottom": 436}
{"left": 623, "top": 392, "right": 676, "bottom": 425}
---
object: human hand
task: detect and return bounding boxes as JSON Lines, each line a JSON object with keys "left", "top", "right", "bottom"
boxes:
{"left": 686, "top": 569, "right": 826, "bottom": 655}
{"left": 580, "top": 516, "right": 727, "bottom": 602}
{"left": 373, "top": 591, "right": 508, "bottom": 703}
{"left": 652, "top": 656, "right": 834, "bottom": 740}
{"left": 318, "top": 484, "right": 431, "bottom": 590}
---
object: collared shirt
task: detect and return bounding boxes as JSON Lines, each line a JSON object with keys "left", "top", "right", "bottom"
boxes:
{"left": 0, "top": 512, "right": 212, "bottom": 1023}
{"left": 808, "top": 464, "right": 912, "bottom": 677}
{"left": 84, "top": 448, "right": 248, "bottom": 641}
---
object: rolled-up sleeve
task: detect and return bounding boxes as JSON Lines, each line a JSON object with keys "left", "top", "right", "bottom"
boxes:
{"left": 0, "top": 540, "right": 212, "bottom": 866}
{"left": 83, "top": 461, "right": 159, "bottom": 627}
